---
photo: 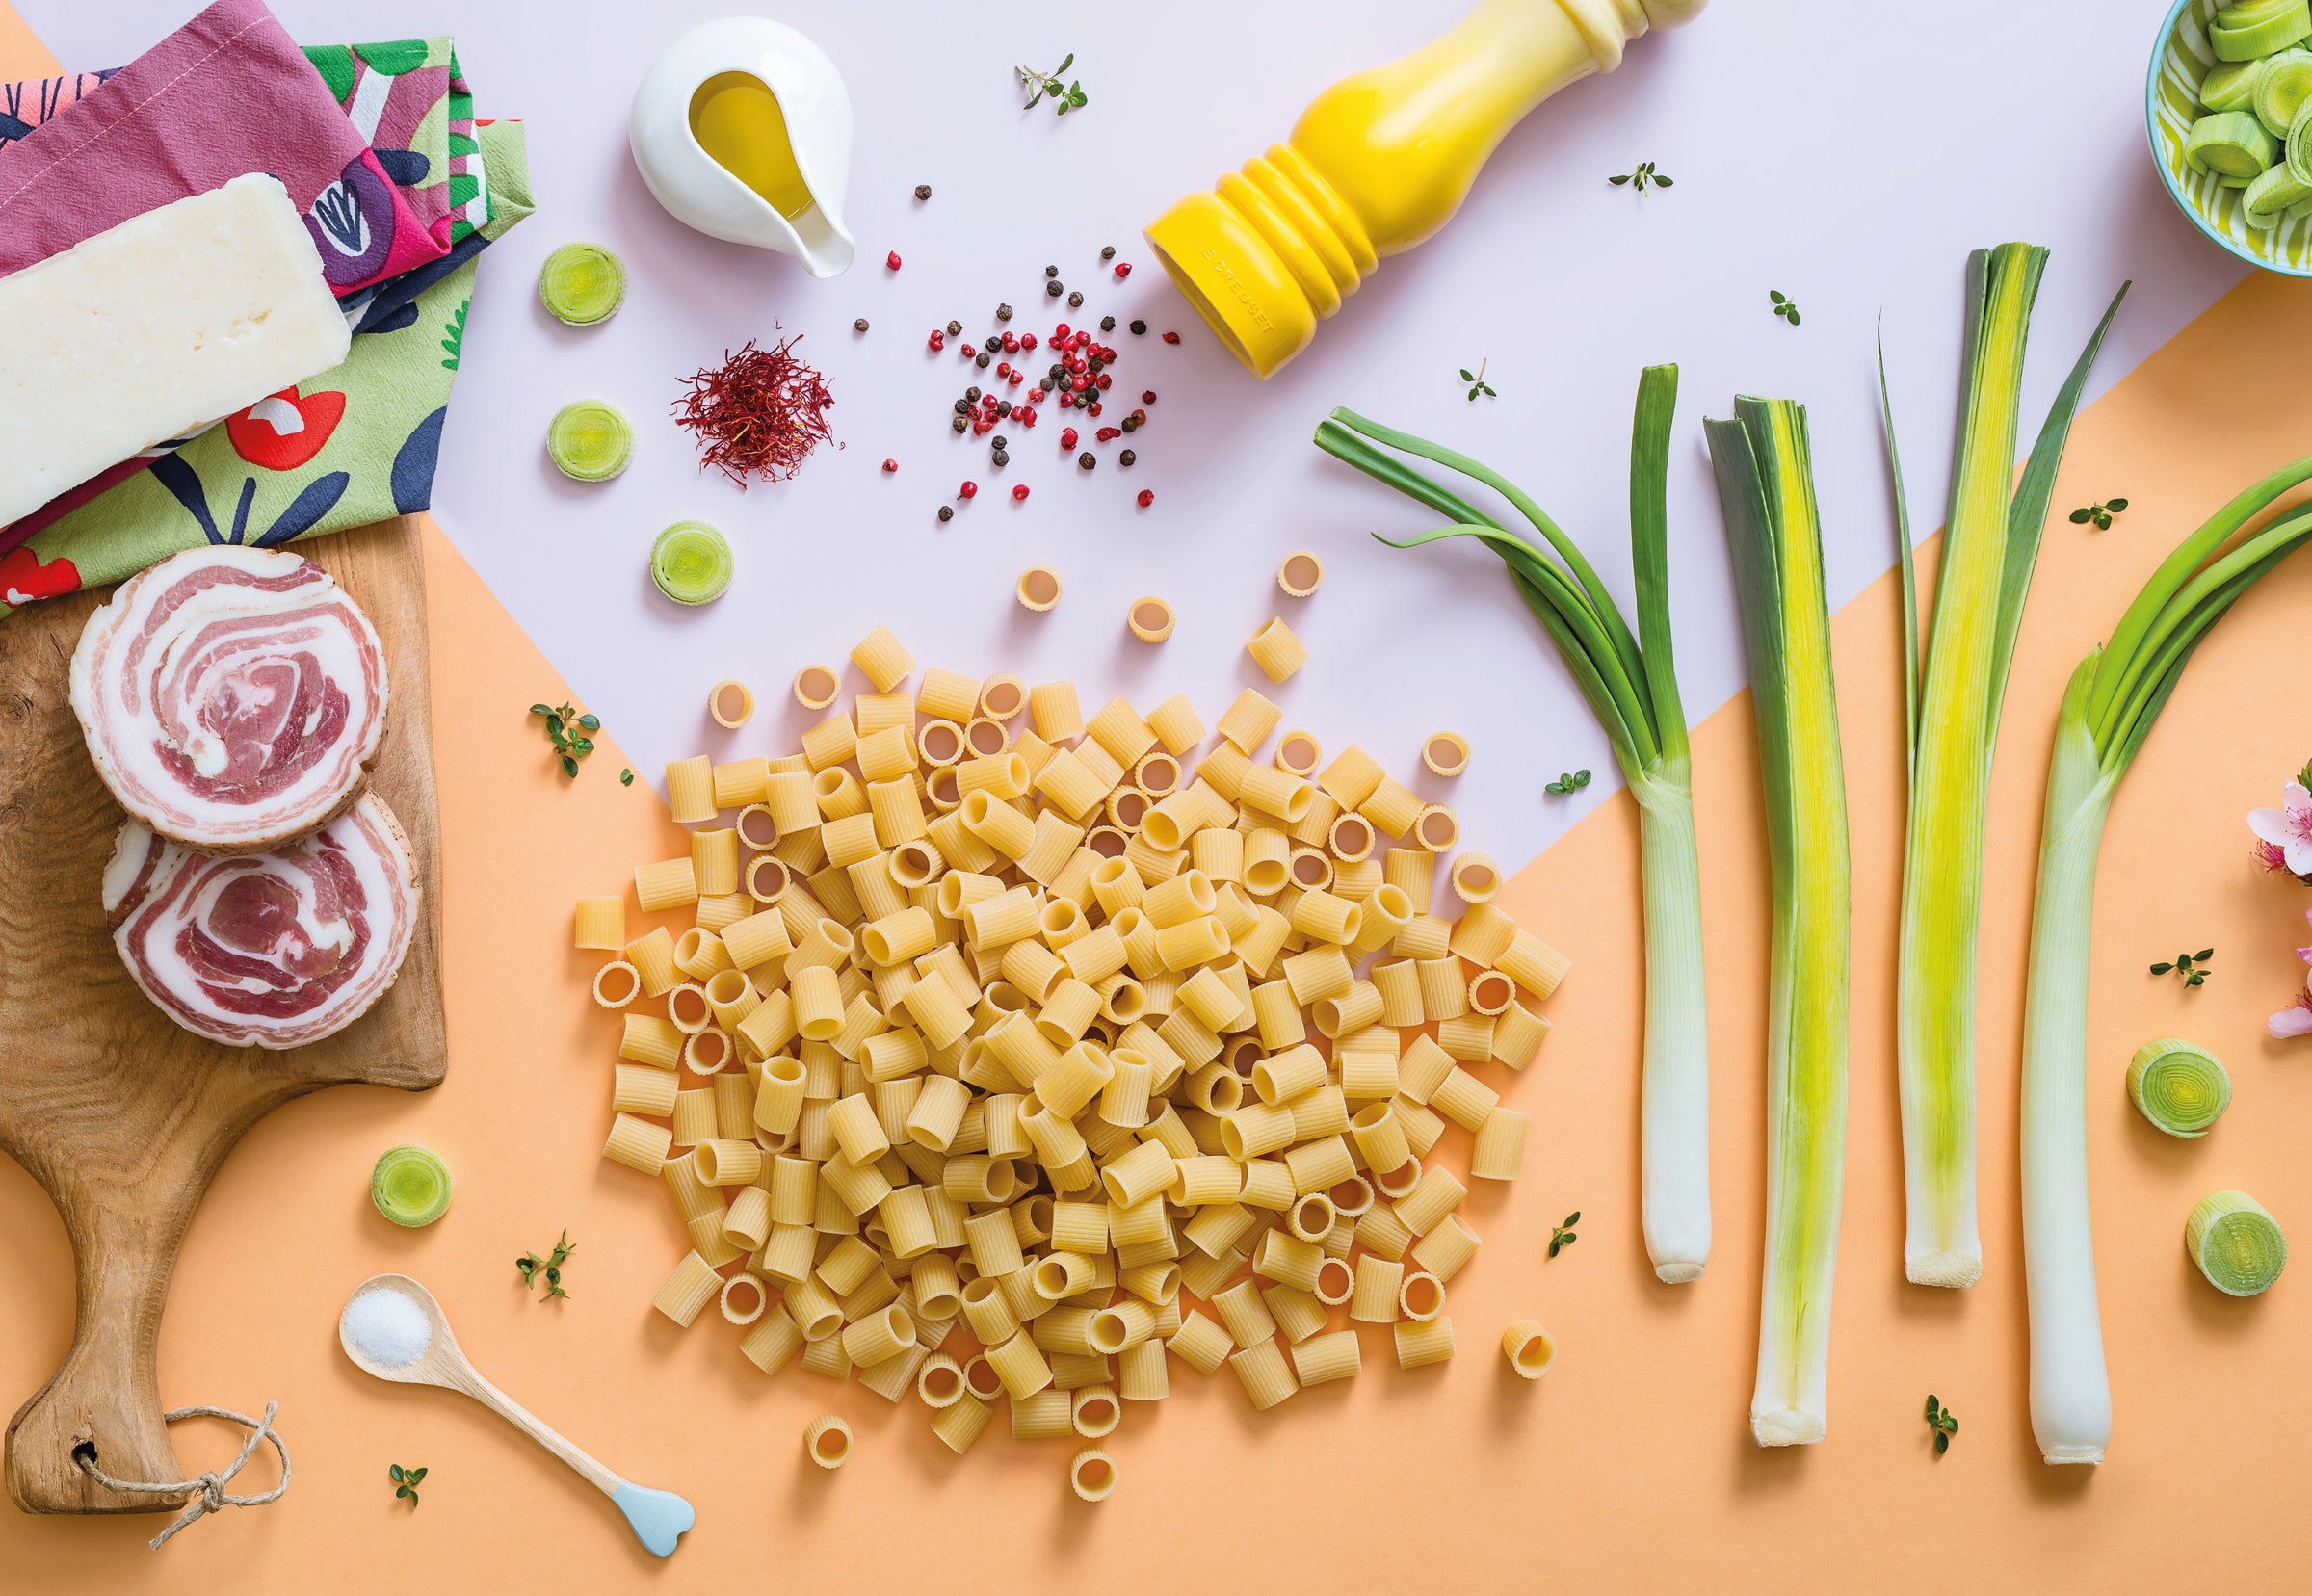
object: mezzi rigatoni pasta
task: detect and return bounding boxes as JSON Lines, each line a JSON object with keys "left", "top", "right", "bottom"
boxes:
{"left": 582, "top": 651, "right": 1565, "bottom": 1477}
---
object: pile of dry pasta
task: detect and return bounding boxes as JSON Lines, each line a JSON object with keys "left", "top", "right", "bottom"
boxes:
{"left": 577, "top": 624, "right": 1563, "bottom": 1499}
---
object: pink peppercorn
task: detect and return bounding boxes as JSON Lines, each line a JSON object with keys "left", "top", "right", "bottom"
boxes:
{"left": 1054, "top": 323, "right": 1072, "bottom": 341}
{"left": 1012, "top": 484, "right": 1030, "bottom": 502}
{"left": 1163, "top": 331, "right": 1181, "bottom": 344}
{"left": 959, "top": 482, "right": 978, "bottom": 499}
{"left": 1137, "top": 489, "right": 1153, "bottom": 507}
{"left": 886, "top": 250, "right": 902, "bottom": 270}
{"left": 882, "top": 458, "right": 898, "bottom": 472}
{"left": 1061, "top": 427, "right": 1079, "bottom": 449}
{"left": 1097, "top": 426, "right": 1120, "bottom": 441}
{"left": 1087, "top": 401, "right": 1104, "bottom": 417}
{"left": 1021, "top": 334, "right": 1038, "bottom": 352}
{"left": 1114, "top": 262, "right": 1133, "bottom": 279}
{"left": 1142, "top": 390, "right": 1157, "bottom": 404}
{"left": 1094, "top": 373, "right": 1113, "bottom": 390}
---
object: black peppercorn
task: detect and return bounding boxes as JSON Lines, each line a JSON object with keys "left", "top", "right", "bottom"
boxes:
{"left": 996, "top": 303, "right": 1013, "bottom": 322}
{"left": 997, "top": 401, "right": 1012, "bottom": 417}
{"left": 1118, "top": 449, "right": 1136, "bottom": 466}
{"left": 966, "top": 385, "right": 982, "bottom": 401}
{"left": 984, "top": 335, "right": 1002, "bottom": 353}
{"left": 937, "top": 504, "right": 954, "bottom": 521}
{"left": 1088, "top": 358, "right": 1104, "bottom": 374}
{"left": 915, "top": 183, "right": 933, "bottom": 200}
{"left": 976, "top": 352, "right": 992, "bottom": 368}
{"left": 1045, "top": 265, "right": 1060, "bottom": 278}
{"left": 952, "top": 416, "right": 968, "bottom": 434}
{"left": 1067, "top": 291, "right": 1084, "bottom": 308}
{"left": 1078, "top": 452, "right": 1096, "bottom": 469}
{"left": 1100, "top": 316, "right": 1117, "bottom": 332}
{"left": 991, "top": 447, "right": 1009, "bottom": 466}
{"left": 1101, "top": 245, "right": 1117, "bottom": 261}
{"left": 1129, "top": 319, "right": 1147, "bottom": 335}
{"left": 993, "top": 435, "right": 1009, "bottom": 449}
{"left": 1045, "top": 280, "right": 1064, "bottom": 298}
{"left": 953, "top": 399, "right": 971, "bottom": 416}
{"left": 854, "top": 317, "right": 869, "bottom": 332}
{"left": 1121, "top": 416, "right": 1139, "bottom": 433}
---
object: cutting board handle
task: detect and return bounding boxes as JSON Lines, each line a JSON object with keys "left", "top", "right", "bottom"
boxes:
{"left": 7, "top": 1179, "right": 197, "bottom": 1513}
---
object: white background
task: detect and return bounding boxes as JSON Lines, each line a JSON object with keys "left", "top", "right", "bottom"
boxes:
{"left": 32, "top": 0, "right": 2246, "bottom": 865}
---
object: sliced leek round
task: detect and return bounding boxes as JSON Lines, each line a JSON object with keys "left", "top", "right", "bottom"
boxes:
{"left": 2244, "top": 160, "right": 2312, "bottom": 222}
{"left": 651, "top": 520, "right": 733, "bottom": 606}
{"left": 546, "top": 400, "right": 633, "bottom": 482}
{"left": 2187, "top": 111, "right": 2278, "bottom": 180}
{"left": 2201, "top": 58, "right": 2268, "bottom": 113}
{"left": 2125, "top": 1039, "right": 2230, "bottom": 1137}
{"left": 2186, "top": 1190, "right": 2286, "bottom": 1296}
{"left": 2286, "top": 97, "right": 2312, "bottom": 184}
{"left": 2213, "top": 0, "right": 2312, "bottom": 63}
{"left": 2255, "top": 50, "right": 2312, "bottom": 135}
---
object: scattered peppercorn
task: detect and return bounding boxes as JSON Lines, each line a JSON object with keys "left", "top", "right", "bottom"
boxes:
{"left": 886, "top": 251, "right": 902, "bottom": 270}
{"left": 946, "top": 320, "right": 962, "bottom": 337}
{"left": 1100, "top": 316, "right": 1117, "bottom": 332}
{"left": 1114, "top": 262, "right": 1133, "bottom": 279}
{"left": 1119, "top": 449, "right": 1136, "bottom": 466}
{"left": 1045, "top": 265, "right": 1060, "bottom": 278}
{"left": 959, "top": 482, "right": 978, "bottom": 499}
{"left": 993, "top": 435, "right": 1009, "bottom": 450}
{"left": 915, "top": 183, "right": 933, "bottom": 200}
{"left": 854, "top": 317, "right": 869, "bottom": 332}
{"left": 937, "top": 504, "right": 954, "bottom": 521}
{"left": 1061, "top": 427, "right": 1079, "bottom": 449}
{"left": 1162, "top": 331, "right": 1181, "bottom": 344}
{"left": 983, "top": 336, "right": 1000, "bottom": 353}
{"left": 1101, "top": 245, "right": 1117, "bottom": 260}
{"left": 881, "top": 458, "right": 898, "bottom": 472}
{"left": 1067, "top": 291, "right": 1084, "bottom": 307}
{"left": 952, "top": 416, "right": 968, "bottom": 433}
{"left": 966, "top": 385, "right": 982, "bottom": 401}
{"left": 1087, "top": 401, "right": 1104, "bottom": 416}
{"left": 1012, "top": 484, "right": 1030, "bottom": 501}
{"left": 1142, "top": 390, "right": 1157, "bottom": 404}
{"left": 991, "top": 447, "right": 1010, "bottom": 467}
{"left": 1130, "top": 320, "right": 1147, "bottom": 335}
{"left": 1121, "top": 416, "right": 1139, "bottom": 433}
{"left": 1137, "top": 489, "right": 1153, "bottom": 507}
{"left": 1078, "top": 452, "right": 1096, "bottom": 469}
{"left": 996, "top": 303, "right": 1014, "bottom": 322}
{"left": 997, "top": 401, "right": 1012, "bottom": 418}
{"left": 976, "top": 353, "right": 992, "bottom": 368}
{"left": 1046, "top": 280, "right": 1064, "bottom": 297}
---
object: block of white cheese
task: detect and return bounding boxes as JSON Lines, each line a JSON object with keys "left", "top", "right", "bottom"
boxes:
{"left": 0, "top": 172, "right": 351, "bottom": 527}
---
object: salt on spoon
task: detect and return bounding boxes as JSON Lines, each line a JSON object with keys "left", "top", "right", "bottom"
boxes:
{"left": 338, "top": 1275, "right": 695, "bottom": 1557}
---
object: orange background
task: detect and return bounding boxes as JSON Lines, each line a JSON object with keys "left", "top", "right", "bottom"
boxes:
{"left": 5, "top": 9, "right": 2312, "bottom": 1591}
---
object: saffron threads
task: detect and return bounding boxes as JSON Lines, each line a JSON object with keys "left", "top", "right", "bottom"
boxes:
{"left": 672, "top": 336, "right": 836, "bottom": 487}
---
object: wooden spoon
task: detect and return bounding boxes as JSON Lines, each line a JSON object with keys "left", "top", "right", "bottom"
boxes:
{"left": 338, "top": 1274, "right": 694, "bottom": 1557}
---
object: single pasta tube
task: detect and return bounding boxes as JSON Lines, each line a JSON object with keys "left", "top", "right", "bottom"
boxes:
{"left": 802, "top": 1414, "right": 853, "bottom": 1469}
{"left": 1069, "top": 1447, "right": 1118, "bottom": 1502}
{"left": 1276, "top": 549, "right": 1325, "bottom": 597}
{"left": 1246, "top": 617, "right": 1307, "bottom": 682}
{"left": 792, "top": 664, "right": 841, "bottom": 710}
{"left": 1126, "top": 596, "right": 1175, "bottom": 642}
{"left": 1501, "top": 1319, "right": 1557, "bottom": 1378}
{"left": 709, "top": 678, "right": 755, "bottom": 729}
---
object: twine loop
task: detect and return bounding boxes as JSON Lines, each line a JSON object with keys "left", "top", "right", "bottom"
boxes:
{"left": 73, "top": 1401, "right": 291, "bottom": 1550}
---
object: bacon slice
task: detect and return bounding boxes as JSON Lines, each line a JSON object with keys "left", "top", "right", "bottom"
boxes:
{"left": 102, "top": 792, "right": 420, "bottom": 1050}
{"left": 69, "top": 545, "right": 388, "bottom": 852}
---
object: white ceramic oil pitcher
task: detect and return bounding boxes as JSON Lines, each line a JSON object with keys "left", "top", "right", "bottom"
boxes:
{"left": 629, "top": 17, "right": 857, "bottom": 276}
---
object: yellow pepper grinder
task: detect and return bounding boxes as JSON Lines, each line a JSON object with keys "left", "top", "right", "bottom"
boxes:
{"left": 1143, "top": 0, "right": 1710, "bottom": 377}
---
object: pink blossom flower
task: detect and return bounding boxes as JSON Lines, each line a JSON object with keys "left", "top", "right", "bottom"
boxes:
{"left": 2273, "top": 910, "right": 2312, "bottom": 1040}
{"left": 2248, "top": 780, "right": 2312, "bottom": 877}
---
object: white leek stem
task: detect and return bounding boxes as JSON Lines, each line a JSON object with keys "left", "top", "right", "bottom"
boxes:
{"left": 1633, "top": 764, "right": 1709, "bottom": 1283}
{"left": 2019, "top": 667, "right": 2115, "bottom": 1466}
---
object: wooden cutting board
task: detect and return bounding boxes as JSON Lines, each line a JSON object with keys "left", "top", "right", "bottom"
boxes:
{"left": 0, "top": 517, "right": 447, "bottom": 1515}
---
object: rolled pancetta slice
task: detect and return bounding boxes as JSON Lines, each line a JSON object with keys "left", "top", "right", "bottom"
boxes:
{"left": 102, "top": 792, "right": 420, "bottom": 1050}
{"left": 70, "top": 545, "right": 388, "bottom": 852}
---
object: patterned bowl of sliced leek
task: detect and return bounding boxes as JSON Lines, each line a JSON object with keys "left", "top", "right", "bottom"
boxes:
{"left": 2150, "top": 0, "right": 2312, "bottom": 275}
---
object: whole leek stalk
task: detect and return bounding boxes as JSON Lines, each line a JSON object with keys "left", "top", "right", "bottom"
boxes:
{"left": 1706, "top": 396, "right": 1851, "bottom": 1446}
{"left": 1887, "top": 246, "right": 2128, "bottom": 1288}
{"left": 1313, "top": 367, "right": 1710, "bottom": 1283}
{"left": 2023, "top": 458, "right": 2312, "bottom": 1465}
